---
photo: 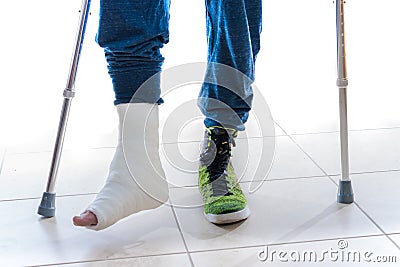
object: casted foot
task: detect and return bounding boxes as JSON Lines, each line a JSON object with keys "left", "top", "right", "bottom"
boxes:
{"left": 73, "top": 211, "right": 98, "bottom": 227}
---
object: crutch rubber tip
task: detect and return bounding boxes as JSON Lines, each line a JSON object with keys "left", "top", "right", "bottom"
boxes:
{"left": 38, "top": 192, "right": 56, "bottom": 217}
{"left": 337, "top": 180, "right": 354, "bottom": 204}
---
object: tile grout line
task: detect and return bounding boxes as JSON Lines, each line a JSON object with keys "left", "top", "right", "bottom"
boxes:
{"left": 279, "top": 125, "right": 400, "bottom": 137}
{"left": 5, "top": 146, "right": 117, "bottom": 156}
{"left": 168, "top": 170, "right": 400, "bottom": 190}
{"left": 386, "top": 235, "right": 400, "bottom": 251}
{"left": 187, "top": 233, "right": 395, "bottom": 255}
{"left": 169, "top": 202, "right": 196, "bottom": 267}
{"left": 0, "top": 192, "right": 98, "bottom": 204}
{"left": 275, "top": 121, "right": 361, "bottom": 204}
{"left": 275, "top": 120, "right": 358, "bottom": 186}
{"left": 163, "top": 204, "right": 393, "bottom": 263}
{"left": 26, "top": 251, "right": 190, "bottom": 267}
{"left": 168, "top": 122, "right": 400, "bottom": 254}
{"left": 168, "top": 175, "right": 331, "bottom": 190}
{"left": 275, "top": 121, "right": 400, "bottom": 250}
{"left": 161, "top": 135, "right": 282, "bottom": 146}
{"left": 351, "top": 203, "right": 400, "bottom": 251}
{"left": 4, "top": 135, "right": 280, "bottom": 155}
{"left": 6, "top": 126, "right": 400, "bottom": 155}
{"left": 5, "top": 125, "right": 399, "bottom": 264}
{"left": 288, "top": 139, "right": 400, "bottom": 250}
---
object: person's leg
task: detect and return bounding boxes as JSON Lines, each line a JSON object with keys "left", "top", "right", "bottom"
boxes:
{"left": 198, "top": 0, "right": 262, "bottom": 224}
{"left": 98, "top": 0, "right": 170, "bottom": 105}
{"left": 74, "top": 103, "right": 169, "bottom": 230}
{"left": 73, "top": 0, "right": 170, "bottom": 230}
{"left": 199, "top": 0, "right": 262, "bottom": 131}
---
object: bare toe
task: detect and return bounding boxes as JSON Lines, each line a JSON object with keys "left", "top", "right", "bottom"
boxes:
{"left": 73, "top": 211, "right": 98, "bottom": 227}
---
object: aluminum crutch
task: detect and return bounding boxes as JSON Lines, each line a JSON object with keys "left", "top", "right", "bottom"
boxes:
{"left": 38, "top": 0, "right": 92, "bottom": 217}
{"left": 336, "top": 0, "right": 354, "bottom": 204}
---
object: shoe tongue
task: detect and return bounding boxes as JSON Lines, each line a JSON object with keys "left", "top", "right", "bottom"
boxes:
{"left": 211, "top": 172, "right": 230, "bottom": 197}
{"left": 209, "top": 127, "right": 236, "bottom": 147}
{"left": 211, "top": 127, "right": 227, "bottom": 135}
{"left": 210, "top": 128, "right": 229, "bottom": 143}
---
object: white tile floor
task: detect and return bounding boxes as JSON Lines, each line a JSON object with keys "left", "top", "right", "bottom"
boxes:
{"left": 1, "top": 0, "right": 400, "bottom": 266}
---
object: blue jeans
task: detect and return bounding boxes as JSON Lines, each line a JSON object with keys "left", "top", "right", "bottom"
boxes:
{"left": 97, "top": 0, "right": 262, "bottom": 131}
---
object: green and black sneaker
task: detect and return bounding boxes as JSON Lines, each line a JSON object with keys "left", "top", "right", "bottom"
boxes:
{"left": 199, "top": 126, "right": 250, "bottom": 224}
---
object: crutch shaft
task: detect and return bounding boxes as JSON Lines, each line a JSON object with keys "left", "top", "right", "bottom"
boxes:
{"left": 336, "top": 0, "right": 350, "bottom": 181}
{"left": 335, "top": 0, "right": 354, "bottom": 204}
{"left": 38, "top": 0, "right": 91, "bottom": 217}
{"left": 65, "top": 0, "right": 91, "bottom": 94}
{"left": 339, "top": 88, "right": 350, "bottom": 180}
{"left": 45, "top": 0, "right": 91, "bottom": 193}
{"left": 46, "top": 99, "right": 72, "bottom": 193}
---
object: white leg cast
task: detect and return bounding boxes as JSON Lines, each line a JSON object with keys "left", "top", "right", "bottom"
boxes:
{"left": 85, "top": 103, "right": 169, "bottom": 230}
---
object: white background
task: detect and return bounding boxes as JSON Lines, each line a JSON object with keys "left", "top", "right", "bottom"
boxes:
{"left": 1, "top": 0, "right": 400, "bottom": 152}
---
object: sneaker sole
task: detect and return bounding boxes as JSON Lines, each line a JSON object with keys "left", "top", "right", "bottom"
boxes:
{"left": 205, "top": 205, "right": 250, "bottom": 224}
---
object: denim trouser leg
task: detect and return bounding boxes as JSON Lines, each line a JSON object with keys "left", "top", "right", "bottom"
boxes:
{"left": 97, "top": 0, "right": 262, "bottom": 131}
{"left": 199, "top": 0, "right": 262, "bottom": 131}
{"left": 96, "top": 0, "right": 170, "bottom": 105}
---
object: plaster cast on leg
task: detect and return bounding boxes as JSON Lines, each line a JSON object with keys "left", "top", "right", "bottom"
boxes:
{"left": 83, "top": 103, "right": 169, "bottom": 231}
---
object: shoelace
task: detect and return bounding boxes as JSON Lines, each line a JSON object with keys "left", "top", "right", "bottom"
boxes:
{"left": 201, "top": 129, "right": 233, "bottom": 197}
